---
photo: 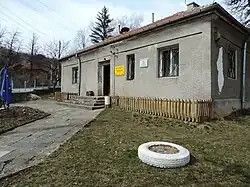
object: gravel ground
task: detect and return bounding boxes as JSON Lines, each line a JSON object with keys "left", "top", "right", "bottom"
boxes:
{"left": 0, "top": 106, "right": 50, "bottom": 134}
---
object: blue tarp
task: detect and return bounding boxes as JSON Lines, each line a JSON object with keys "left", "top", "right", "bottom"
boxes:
{"left": 0, "top": 66, "right": 12, "bottom": 105}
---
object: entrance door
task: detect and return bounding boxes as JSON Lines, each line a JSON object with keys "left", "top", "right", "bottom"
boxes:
{"left": 103, "top": 64, "right": 110, "bottom": 96}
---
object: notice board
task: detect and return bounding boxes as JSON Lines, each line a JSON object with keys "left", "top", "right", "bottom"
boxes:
{"left": 114, "top": 65, "right": 125, "bottom": 76}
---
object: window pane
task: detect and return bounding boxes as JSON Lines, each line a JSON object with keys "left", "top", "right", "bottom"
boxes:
{"left": 72, "top": 67, "right": 78, "bottom": 84}
{"left": 127, "top": 54, "right": 135, "bottom": 80}
{"left": 171, "top": 49, "right": 179, "bottom": 76}
{"left": 228, "top": 49, "right": 236, "bottom": 79}
{"left": 162, "top": 50, "right": 170, "bottom": 77}
{"left": 158, "top": 45, "right": 179, "bottom": 77}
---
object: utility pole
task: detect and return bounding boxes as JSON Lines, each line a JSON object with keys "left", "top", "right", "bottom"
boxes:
{"left": 58, "top": 40, "right": 61, "bottom": 59}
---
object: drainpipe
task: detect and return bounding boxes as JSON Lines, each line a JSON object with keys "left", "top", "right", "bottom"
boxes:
{"left": 112, "top": 52, "right": 116, "bottom": 97}
{"left": 76, "top": 53, "right": 82, "bottom": 96}
{"left": 242, "top": 37, "right": 250, "bottom": 109}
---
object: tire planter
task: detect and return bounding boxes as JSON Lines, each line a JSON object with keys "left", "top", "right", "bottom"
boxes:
{"left": 138, "top": 141, "right": 190, "bottom": 168}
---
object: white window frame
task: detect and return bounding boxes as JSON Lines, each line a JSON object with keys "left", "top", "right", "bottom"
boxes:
{"left": 158, "top": 46, "right": 179, "bottom": 78}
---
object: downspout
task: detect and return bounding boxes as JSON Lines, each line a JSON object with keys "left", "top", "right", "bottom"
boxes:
{"left": 76, "top": 53, "right": 82, "bottom": 96}
{"left": 110, "top": 46, "right": 116, "bottom": 97}
{"left": 113, "top": 53, "right": 116, "bottom": 96}
{"left": 242, "top": 37, "right": 250, "bottom": 109}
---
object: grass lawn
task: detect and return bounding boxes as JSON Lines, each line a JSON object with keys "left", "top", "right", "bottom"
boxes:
{"left": 1, "top": 109, "right": 250, "bottom": 187}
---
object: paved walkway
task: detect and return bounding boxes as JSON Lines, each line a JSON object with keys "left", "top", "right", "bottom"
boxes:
{"left": 0, "top": 100, "right": 103, "bottom": 178}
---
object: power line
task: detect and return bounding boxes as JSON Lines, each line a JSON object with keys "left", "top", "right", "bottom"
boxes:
{"left": 17, "top": 0, "right": 77, "bottom": 33}
{"left": 0, "top": 4, "right": 54, "bottom": 40}
{"left": 36, "top": 0, "right": 82, "bottom": 28}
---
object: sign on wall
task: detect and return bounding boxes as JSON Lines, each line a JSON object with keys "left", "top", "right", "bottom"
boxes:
{"left": 115, "top": 65, "right": 125, "bottom": 76}
{"left": 140, "top": 58, "right": 148, "bottom": 68}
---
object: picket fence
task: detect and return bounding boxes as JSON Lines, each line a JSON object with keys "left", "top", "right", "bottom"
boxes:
{"left": 112, "top": 96, "right": 212, "bottom": 123}
{"left": 54, "top": 92, "right": 212, "bottom": 123}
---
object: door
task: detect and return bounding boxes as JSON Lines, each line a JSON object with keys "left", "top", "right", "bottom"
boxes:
{"left": 103, "top": 64, "right": 110, "bottom": 96}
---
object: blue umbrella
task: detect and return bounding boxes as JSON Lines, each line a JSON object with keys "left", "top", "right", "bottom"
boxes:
{"left": 0, "top": 66, "right": 12, "bottom": 105}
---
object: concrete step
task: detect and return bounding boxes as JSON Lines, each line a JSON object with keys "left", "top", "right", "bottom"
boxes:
{"left": 83, "top": 102, "right": 104, "bottom": 106}
{"left": 57, "top": 101, "right": 105, "bottom": 110}
{"left": 67, "top": 99, "right": 104, "bottom": 106}
{"left": 77, "top": 96, "right": 105, "bottom": 101}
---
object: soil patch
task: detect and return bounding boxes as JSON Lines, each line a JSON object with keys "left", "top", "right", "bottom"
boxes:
{"left": 0, "top": 106, "right": 50, "bottom": 134}
{"left": 149, "top": 145, "right": 179, "bottom": 154}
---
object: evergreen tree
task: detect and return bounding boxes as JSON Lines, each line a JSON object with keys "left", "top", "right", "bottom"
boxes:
{"left": 90, "top": 6, "right": 115, "bottom": 43}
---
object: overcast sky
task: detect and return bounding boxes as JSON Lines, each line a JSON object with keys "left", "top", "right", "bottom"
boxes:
{"left": 0, "top": 0, "right": 225, "bottom": 53}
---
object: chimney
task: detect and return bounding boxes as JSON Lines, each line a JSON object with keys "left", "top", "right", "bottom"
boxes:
{"left": 187, "top": 2, "right": 200, "bottom": 10}
{"left": 152, "top": 13, "right": 155, "bottom": 23}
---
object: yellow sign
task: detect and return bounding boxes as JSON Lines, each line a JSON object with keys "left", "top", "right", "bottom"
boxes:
{"left": 115, "top": 65, "right": 125, "bottom": 76}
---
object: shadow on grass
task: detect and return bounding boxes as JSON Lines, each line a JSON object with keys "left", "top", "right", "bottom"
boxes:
{"left": 223, "top": 164, "right": 250, "bottom": 183}
{"left": 223, "top": 109, "right": 250, "bottom": 122}
{"left": 204, "top": 157, "right": 250, "bottom": 184}
{"left": 189, "top": 155, "right": 198, "bottom": 166}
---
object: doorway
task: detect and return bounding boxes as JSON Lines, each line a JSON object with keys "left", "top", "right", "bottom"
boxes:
{"left": 103, "top": 64, "right": 110, "bottom": 96}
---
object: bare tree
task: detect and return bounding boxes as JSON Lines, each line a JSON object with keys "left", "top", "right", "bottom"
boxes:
{"left": 27, "top": 33, "right": 39, "bottom": 80}
{"left": 0, "top": 25, "right": 6, "bottom": 46}
{"left": 113, "top": 13, "right": 144, "bottom": 34}
{"left": 3, "top": 30, "right": 22, "bottom": 69}
{"left": 74, "top": 29, "right": 87, "bottom": 50}
{"left": 44, "top": 39, "right": 70, "bottom": 93}
{"left": 226, "top": 0, "right": 250, "bottom": 26}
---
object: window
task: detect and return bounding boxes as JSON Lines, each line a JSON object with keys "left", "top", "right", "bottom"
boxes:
{"left": 159, "top": 46, "right": 179, "bottom": 77}
{"left": 72, "top": 67, "right": 78, "bottom": 84}
{"left": 227, "top": 49, "right": 237, "bottom": 79}
{"left": 127, "top": 54, "right": 135, "bottom": 80}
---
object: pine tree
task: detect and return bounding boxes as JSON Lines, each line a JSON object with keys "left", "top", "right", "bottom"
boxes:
{"left": 90, "top": 6, "right": 115, "bottom": 43}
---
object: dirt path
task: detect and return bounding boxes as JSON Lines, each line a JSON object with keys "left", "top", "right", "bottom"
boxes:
{"left": 0, "top": 100, "right": 102, "bottom": 179}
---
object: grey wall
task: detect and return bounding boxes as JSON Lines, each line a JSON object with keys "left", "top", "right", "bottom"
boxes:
{"left": 61, "top": 59, "right": 79, "bottom": 93}
{"left": 62, "top": 15, "right": 212, "bottom": 100}
{"left": 211, "top": 15, "right": 249, "bottom": 116}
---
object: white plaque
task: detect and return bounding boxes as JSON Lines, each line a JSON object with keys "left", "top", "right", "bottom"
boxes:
{"left": 140, "top": 58, "right": 148, "bottom": 68}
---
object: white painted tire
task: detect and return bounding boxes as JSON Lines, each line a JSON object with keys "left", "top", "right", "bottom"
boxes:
{"left": 138, "top": 141, "right": 190, "bottom": 168}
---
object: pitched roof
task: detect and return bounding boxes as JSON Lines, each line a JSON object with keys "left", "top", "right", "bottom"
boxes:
{"left": 60, "top": 2, "right": 249, "bottom": 62}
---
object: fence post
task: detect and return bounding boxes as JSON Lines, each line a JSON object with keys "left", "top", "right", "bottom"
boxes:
{"left": 146, "top": 98, "right": 149, "bottom": 114}
{"left": 153, "top": 98, "right": 156, "bottom": 115}
{"left": 191, "top": 100, "right": 195, "bottom": 122}
{"left": 159, "top": 98, "right": 163, "bottom": 117}
{"left": 166, "top": 99, "right": 170, "bottom": 118}
{"left": 140, "top": 97, "right": 143, "bottom": 113}
{"left": 177, "top": 99, "right": 181, "bottom": 120}
{"left": 187, "top": 99, "right": 191, "bottom": 122}
{"left": 163, "top": 99, "right": 167, "bottom": 117}
{"left": 173, "top": 99, "right": 177, "bottom": 119}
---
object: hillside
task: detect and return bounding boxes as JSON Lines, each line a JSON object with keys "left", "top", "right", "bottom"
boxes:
{"left": 0, "top": 47, "right": 52, "bottom": 88}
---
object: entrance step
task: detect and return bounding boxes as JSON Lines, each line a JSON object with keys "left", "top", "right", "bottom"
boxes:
{"left": 57, "top": 102, "right": 105, "bottom": 110}
{"left": 61, "top": 96, "right": 106, "bottom": 110}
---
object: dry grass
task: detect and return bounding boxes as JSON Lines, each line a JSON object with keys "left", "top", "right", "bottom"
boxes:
{"left": 1, "top": 109, "right": 250, "bottom": 187}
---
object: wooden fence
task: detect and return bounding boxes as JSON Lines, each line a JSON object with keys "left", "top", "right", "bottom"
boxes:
{"left": 54, "top": 92, "right": 78, "bottom": 101}
{"left": 111, "top": 96, "right": 212, "bottom": 123}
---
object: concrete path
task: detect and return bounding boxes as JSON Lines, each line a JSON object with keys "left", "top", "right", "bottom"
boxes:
{"left": 0, "top": 100, "right": 103, "bottom": 178}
